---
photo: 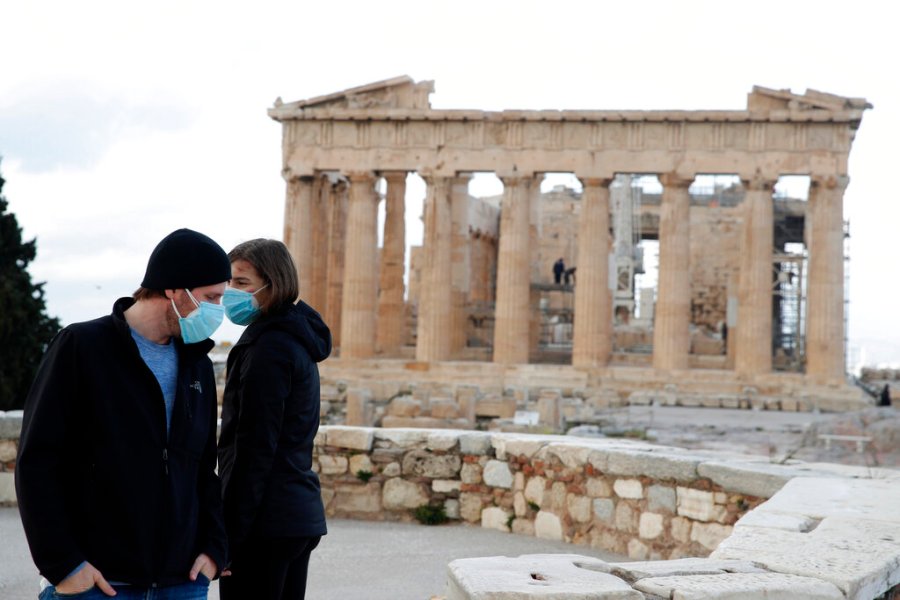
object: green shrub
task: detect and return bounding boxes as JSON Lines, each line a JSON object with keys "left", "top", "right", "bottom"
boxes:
{"left": 413, "top": 504, "right": 449, "bottom": 525}
{"left": 356, "top": 470, "right": 374, "bottom": 483}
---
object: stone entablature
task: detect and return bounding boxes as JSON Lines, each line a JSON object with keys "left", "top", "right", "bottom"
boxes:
{"left": 270, "top": 80, "right": 867, "bottom": 180}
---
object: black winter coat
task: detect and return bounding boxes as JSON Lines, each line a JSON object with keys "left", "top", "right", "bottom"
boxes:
{"left": 15, "top": 298, "right": 227, "bottom": 586}
{"left": 217, "top": 300, "right": 330, "bottom": 556}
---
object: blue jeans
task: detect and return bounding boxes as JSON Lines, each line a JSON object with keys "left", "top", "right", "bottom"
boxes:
{"left": 38, "top": 575, "right": 209, "bottom": 600}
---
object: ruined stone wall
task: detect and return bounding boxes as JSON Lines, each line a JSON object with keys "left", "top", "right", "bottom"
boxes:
{"left": 0, "top": 413, "right": 21, "bottom": 505}
{"left": 313, "top": 426, "right": 781, "bottom": 560}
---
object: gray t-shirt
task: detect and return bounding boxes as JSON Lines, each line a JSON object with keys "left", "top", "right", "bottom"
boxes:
{"left": 130, "top": 328, "right": 178, "bottom": 436}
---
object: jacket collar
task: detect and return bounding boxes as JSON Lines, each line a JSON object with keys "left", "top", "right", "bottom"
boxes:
{"left": 112, "top": 297, "right": 215, "bottom": 360}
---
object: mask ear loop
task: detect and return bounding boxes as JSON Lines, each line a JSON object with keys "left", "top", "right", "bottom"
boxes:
{"left": 171, "top": 298, "right": 183, "bottom": 319}
{"left": 251, "top": 284, "right": 269, "bottom": 296}
{"left": 185, "top": 288, "right": 201, "bottom": 307}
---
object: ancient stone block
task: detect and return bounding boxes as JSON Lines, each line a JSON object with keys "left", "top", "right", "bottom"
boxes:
{"left": 586, "top": 477, "right": 612, "bottom": 498}
{"left": 567, "top": 494, "right": 592, "bottom": 523}
{"left": 475, "top": 396, "right": 517, "bottom": 419}
{"left": 0, "top": 472, "right": 16, "bottom": 504}
{"left": 481, "top": 506, "right": 511, "bottom": 532}
{"left": 593, "top": 498, "right": 615, "bottom": 523}
{"left": 325, "top": 426, "right": 374, "bottom": 451}
{"left": 0, "top": 440, "right": 16, "bottom": 463}
{"left": 640, "top": 513, "right": 665, "bottom": 540}
{"left": 446, "top": 554, "right": 642, "bottom": 600}
{"left": 345, "top": 388, "right": 374, "bottom": 426}
{"left": 401, "top": 450, "right": 461, "bottom": 478}
{"left": 712, "top": 516, "right": 900, "bottom": 600}
{"left": 604, "top": 449, "right": 700, "bottom": 482}
{"left": 648, "top": 484, "right": 677, "bottom": 513}
{"left": 534, "top": 511, "right": 564, "bottom": 541}
{"left": 459, "top": 492, "right": 484, "bottom": 523}
{"left": 458, "top": 432, "right": 492, "bottom": 455}
{"left": 374, "top": 428, "right": 430, "bottom": 448}
{"left": 613, "top": 478, "right": 643, "bottom": 500}
{"left": 677, "top": 487, "right": 726, "bottom": 522}
{"left": 348, "top": 454, "right": 373, "bottom": 476}
{"left": 444, "top": 498, "right": 460, "bottom": 520}
{"left": 524, "top": 476, "right": 546, "bottom": 506}
{"left": 318, "top": 455, "right": 349, "bottom": 475}
{"left": 605, "top": 558, "right": 768, "bottom": 583}
{"left": 550, "top": 481, "right": 567, "bottom": 511}
{"left": 494, "top": 436, "right": 547, "bottom": 460}
{"left": 483, "top": 459, "right": 514, "bottom": 489}
{"left": 671, "top": 516, "right": 693, "bottom": 543}
{"left": 331, "top": 481, "right": 382, "bottom": 513}
{"left": 382, "top": 462, "right": 401, "bottom": 477}
{"left": 430, "top": 399, "right": 460, "bottom": 419}
{"left": 615, "top": 502, "right": 637, "bottom": 533}
{"left": 634, "top": 572, "right": 843, "bottom": 599}
{"left": 382, "top": 478, "right": 429, "bottom": 510}
{"left": 432, "top": 479, "right": 461, "bottom": 494}
{"left": 697, "top": 461, "right": 795, "bottom": 498}
{"left": 425, "top": 431, "right": 461, "bottom": 451}
{"left": 460, "top": 463, "right": 482, "bottom": 484}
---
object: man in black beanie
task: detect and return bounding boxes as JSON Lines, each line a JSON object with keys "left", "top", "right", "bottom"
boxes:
{"left": 16, "top": 228, "right": 231, "bottom": 599}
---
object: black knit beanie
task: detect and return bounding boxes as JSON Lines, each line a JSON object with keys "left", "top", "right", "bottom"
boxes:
{"left": 141, "top": 229, "right": 231, "bottom": 290}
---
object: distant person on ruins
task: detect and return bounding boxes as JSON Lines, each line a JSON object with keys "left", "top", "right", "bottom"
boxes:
{"left": 218, "top": 239, "right": 331, "bottom": 600}
{"left": 879, "top": 384, "right": 892, "bottom": 407}
{"left": 553, "top": 257, "right": 566, "bottom": 284}
{"left": 564, "top": 266, "right": 577, "bottom": 285}
{"left": 16, "top": 228, "right": 230, "bottom": 599}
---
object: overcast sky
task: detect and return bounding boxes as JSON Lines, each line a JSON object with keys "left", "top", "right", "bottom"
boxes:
{"left": 1, "top": 0, "right": 897, "bottom": 365}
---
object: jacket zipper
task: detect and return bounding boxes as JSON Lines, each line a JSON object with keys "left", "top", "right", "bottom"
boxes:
{"left": 163, "top": 448, "right": 169, "bottom": 475}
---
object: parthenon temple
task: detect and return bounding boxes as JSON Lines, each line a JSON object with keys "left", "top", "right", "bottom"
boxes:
{"left": 269, "top": 76, "right": 872, "bottom": 413}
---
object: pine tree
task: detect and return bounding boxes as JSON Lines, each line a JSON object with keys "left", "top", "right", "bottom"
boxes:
{"left": 0, "top": 163, "right": 61, "bottom": 411}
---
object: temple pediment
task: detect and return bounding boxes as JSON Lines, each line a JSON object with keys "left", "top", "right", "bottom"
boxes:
{"left": 748, "top": 85, "right": 872, "bottom": 113}
{"left": 272, "top": 75, "right": 434, "bottom": 112}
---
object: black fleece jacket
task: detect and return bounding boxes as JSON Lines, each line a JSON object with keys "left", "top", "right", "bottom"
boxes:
{"left": 218, "top": 300, "right": 331, "bottom": 557}
{"left": 15, "top": 298, "right": 227, "bottom": 586}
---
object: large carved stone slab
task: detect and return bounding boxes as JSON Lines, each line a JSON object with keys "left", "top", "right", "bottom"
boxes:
{"left": 446, "top": 554, "right": 642, "bottom": 599}
{"left": 712, "top": 516, "right": 900, "bottom": 600}
{"left": 633, "top": 572, "right": 843, "bottom": 599}
{"left": 746, "top": 476, "right": 900, "bottom": 524}
{"left": 598, "top": 558, "right": 766, "bottom": 584}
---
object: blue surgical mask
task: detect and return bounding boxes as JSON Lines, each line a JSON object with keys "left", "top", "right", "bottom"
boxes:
{"left": 171, "top": 289, "right": 225, "bottom": 343}
{"left": 222, "top": 285, "right": 268, "bottom": 326}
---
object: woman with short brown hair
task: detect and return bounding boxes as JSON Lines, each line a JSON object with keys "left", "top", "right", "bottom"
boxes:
{"left": 217, "top": 238, "right": 330, "bottom": 600}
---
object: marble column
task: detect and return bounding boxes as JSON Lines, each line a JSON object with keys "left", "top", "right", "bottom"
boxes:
{"left": 653, "top": 173, "right": 693, "bottom": 371}
{"left": 376, "top": 172, "right": 407, "bottom": 355}
{"left": 736, "top": 175, "right": 775, "bottom": 375}
{"left": 806, "top": 175, "right": 848, "bottom": 380}
{"left": 416, "top": 175, "right": 453, "bottom": 362}
{"left": 572, "top": 177, "right": 613, "bottom": 367}
{"left": 340, "top": 172, "right": 379, "bottom": 359}
{"left": 325, "top": 180, "right": 348, "bottom": 348}
{"left": 283, "top": 175, "right": 314, "bottom": 301}
{"left": 450, "top": 174, "right": 472, "bottom": 356}
{"left": 309, "top": 176, "right": 330, "bottom": 313}
{"left": 528, "top": 175, "right": 545, "bottom": 355}
{"left": 493, "top": 175, "right": 533, "bottom": 365}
